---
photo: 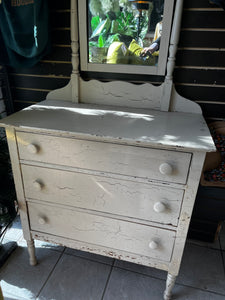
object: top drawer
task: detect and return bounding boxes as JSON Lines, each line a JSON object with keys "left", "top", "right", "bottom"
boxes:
{"left": 17, "top": 131, "right": 191, "bottom": 184}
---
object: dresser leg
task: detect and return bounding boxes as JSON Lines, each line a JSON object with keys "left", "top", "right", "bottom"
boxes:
{"left": 26, "top": 239, "right": 37, "bottom": 266}
{"left": 164, "top": 273, "right": 176, "bottom": 300}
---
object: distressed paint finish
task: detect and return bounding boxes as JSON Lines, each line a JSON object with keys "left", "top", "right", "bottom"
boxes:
{"left": 1, "top": 100, "right": 215, "bottom": 152}
{"left": 46, "top": 0, "right": 201, "bottom": 115}
{"left": 164, "top": 273, "right": 177, "bottom": 300}
{"left": 28, "top": 201, "right": 176, "bottom": 262}
{"left": 0, "top": 0, "right": 216, "bottom": 299}
{"left": 21, "top": 164, "right": 184, "bottom": 226}
{"left": 80, "top": 79, "right": 162, "bottom": 110}
{"left": 168, "top": 151, "right": 207, "bottom": 276}
{"left": 0, "top": 99, "right": 215, "bottom": 300}
{"left": 5, "top": 128, "right": 33, "bottom": 241}
{"left": 16, "top": 131, "right": 191, "bottom": 185}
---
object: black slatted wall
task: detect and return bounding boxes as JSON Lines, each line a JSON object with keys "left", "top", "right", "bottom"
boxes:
{"left": 3, "top": 0, "right": 225, "bottom": 121}
{"left": 174, "top": 0, "right": 225, "bottom": 121}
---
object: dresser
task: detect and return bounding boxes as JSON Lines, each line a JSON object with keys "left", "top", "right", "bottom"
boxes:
{"left": 0, "top": 99, "right": 215, "bottom": 299}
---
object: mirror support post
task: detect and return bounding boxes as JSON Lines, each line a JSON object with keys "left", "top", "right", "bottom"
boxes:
{"left": 161, "top": 0, "right": 184, "bottom": 111}
{"left": 166, "top": 0, "right": 184, "bottom": 81}
{"left": 71, "top": 0, "right": 80, "bottom": 103}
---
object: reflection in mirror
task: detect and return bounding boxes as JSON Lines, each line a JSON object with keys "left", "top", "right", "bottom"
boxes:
{"left": 88, "top": 0, "right": 164, "bottom": 66}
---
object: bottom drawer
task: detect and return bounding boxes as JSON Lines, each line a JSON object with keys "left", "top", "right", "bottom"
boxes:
{"left": 28, "top": 202, "right": 175, "bottom": 262}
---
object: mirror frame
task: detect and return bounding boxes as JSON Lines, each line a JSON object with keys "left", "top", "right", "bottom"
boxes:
{"left": 78, "top": 0, "right": 175, "bottom": 76}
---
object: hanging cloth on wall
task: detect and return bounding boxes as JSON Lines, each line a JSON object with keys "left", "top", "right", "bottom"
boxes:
{"left": 0, "top": 0, "right": 50, "bottom": 68}
{"left": 209, "top": 0, "right": 225, "bottom": 9}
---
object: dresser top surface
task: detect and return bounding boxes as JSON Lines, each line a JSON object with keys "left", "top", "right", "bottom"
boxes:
{"left": 0, "top": 100, "right": 215, "bottom": 152}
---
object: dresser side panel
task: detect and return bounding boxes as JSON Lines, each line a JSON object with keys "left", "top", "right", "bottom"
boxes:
{"left": 5, "top": 128, "right": 31, "bottom": 240}
{"left": 168, "top": 151, "right": 206, "bottom": 276}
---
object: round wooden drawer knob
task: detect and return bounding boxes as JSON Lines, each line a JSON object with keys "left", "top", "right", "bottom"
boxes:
{"left": 33, "top": 180, "right": 43, "bottom": 191}
{"left": 153, "top": 202, "right": 166, "bottom": 213}
{"left": 159, "top": 163, "right": 173, "bottom": 175}
{"left": 27, "top": 144, "right": 39, "bottom": 154}
{"left": 149, "top": 240, "right": 158, "bottom": 250}
{"left": 38, "top": 217, "right": 46, "bottom": 225}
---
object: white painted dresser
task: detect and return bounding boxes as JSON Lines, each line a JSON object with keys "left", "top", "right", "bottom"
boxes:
{"left": 0, "top": 0, "right": 217, "bottom": 299}
{"left": 0, "top": 100, "right": 215, "bottom": 299}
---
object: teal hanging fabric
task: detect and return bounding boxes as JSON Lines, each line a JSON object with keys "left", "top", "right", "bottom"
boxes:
{"left": 0, "top": 0, "right": 50, "bottom": 68}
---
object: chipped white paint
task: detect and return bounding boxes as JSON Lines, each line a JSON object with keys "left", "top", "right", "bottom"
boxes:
{"left": 0, "top": 107, "right": 214, "bottom": 299}
{"left": 21, "top": 164, "right": 184, "bottom": 226}
{"left": 80, "top": 78, "right": 162, "bottom": 110}
{"left": 28, "top": 201, "right": 176, "bottom": 262}
{"left": 16, "top": 131, "right": 192, "bottom": 184}
{"left": 164, "top": 273, "right": 177, "bottom": 300}
{"left": 0, "top": 0, "right": 216, "bottom": 299}
{"left": 46, "top": 0, "right": 201, "bottom": 114}
{"left": 5, "top": 128, "right": 33, "bottom": 241}
{"left": 26, "top": 239, "right": 37, "bottom": 266}
{"left": 0, "top": 100, "right": 215, "bottom": 152}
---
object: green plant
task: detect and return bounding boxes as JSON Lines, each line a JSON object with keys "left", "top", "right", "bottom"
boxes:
{"left": 89, "top": 11, "right": 148, "bottom": 49}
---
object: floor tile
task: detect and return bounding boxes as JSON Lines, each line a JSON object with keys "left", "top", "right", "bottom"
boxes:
{"left": 37, "top": 253, "right": 112, "bottom": 300}
{"left": 114, "top": 258, "right": 166, "bottom": 280}
{"left": 103, "top": 267, "right": 166, "bottom": 300}
{"left": 103, "top": 267, "right": 225, "bottom": 300}
{"left": 187, "top": 237, "right": 220, "bottom": 250}
{"left": 172, "top": 284, "right": 225, "bottom": 300}
{"left": 3, "top": 216, "right": 23, "bottom": 242}
{"left": 0, "top": 246, "right": 61, "bottom": 300}
{"left": 177, "top": 243, "right": 225, "bottom": 295}
{"left": 65, "top": 247, "right": 114, "bottom": 265}
{"left": 4, "top": 293, "right": 32, "bottom": 300}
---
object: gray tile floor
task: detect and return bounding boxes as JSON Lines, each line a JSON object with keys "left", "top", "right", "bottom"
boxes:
{"left": 1, "top": 217, "right": 225, "bottom": 300}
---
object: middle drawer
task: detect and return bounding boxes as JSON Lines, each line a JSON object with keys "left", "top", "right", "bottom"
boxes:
{"left": 22, "top": 165, "right": 183, "bottom": 226}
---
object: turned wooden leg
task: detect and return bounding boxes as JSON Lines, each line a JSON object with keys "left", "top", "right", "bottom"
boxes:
{"left": 26, "top": 239, "right": 37, "bottom": 266}
{"left": 164, "top": 273, "right": 176, "bottom": 300}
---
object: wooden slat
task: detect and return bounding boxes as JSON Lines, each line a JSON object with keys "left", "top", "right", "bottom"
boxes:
{"left": 199, "top": 103, "right": 225, "bottom": 119}
{"left": 50, "top": 11, "right": 70, "bottom": 28}
{"left": 8, "top": 62, "right": 72, "bottom": 77}
{"left": 174, "top": 68, "right": 225, "bottom": 85}
{"left": 11, "top": 88, "right": 48, "bottom": 104}
{"left": 9, "top": 75, "right": 70, "bottom": 91}
{"left": 51, "top": 29, "right": 71, "bottom": 45}
{"left": 175, "top": 85, "right": 225, "bottom": 102}
{"left": 176, "top": 50, "right": 225, "bottom": 68}
{"left": 43, "top": 46, "right": 71, "bottom": 62}
{"left": 179, "top": 30, "right": 225, "bottom": 48}
{"left": 181, "top": 11, "right": 225, "bottom": 29}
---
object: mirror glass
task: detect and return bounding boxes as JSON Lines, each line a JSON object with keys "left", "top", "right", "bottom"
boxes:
{"left": 88, "top": 0, "right": 164, "bottom": 66}
{"left": 79, "top": 0, "right": 174, "bottom": 76}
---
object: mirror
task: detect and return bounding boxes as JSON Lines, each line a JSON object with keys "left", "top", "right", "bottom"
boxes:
{"left": 78, "top": 0, "right": 175, "bottom": 76}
